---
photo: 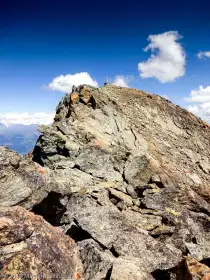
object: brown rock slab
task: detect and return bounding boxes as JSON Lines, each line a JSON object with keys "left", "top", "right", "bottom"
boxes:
{"left": 185, "top": 257, "right": 210, "bottom": 280}
{"left": 111, "top": 257, "right": 154, "bottom": 280}
{"left": 0, "top": 206, "right": 83, "bottom": 280}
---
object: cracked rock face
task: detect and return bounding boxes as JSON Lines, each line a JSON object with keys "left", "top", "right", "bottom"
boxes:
{"left": 1, "top": 84, "right": 210, "bottom": 279}
{"left": 0, "top": 147, "right": 54, "bottom": 209}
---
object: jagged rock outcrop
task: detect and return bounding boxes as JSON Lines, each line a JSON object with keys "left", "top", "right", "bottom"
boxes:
{"left": 0, "top": 206, "right": 83, "bottom": 280}
{"left": 1, "top": 84, "right": 210, "bottom": 279}
{"left": 0, "top": 147, "right": 54, "bottom": 209}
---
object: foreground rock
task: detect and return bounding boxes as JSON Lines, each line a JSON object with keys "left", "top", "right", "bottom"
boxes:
{"left": 0, "top": 147, "right": 53, "bottom": 209}
{"left": 185, "top": 257, "right": 210, "bottom": 280}
{"left": 0, "top": 206, "right": 83, "bottom": 280}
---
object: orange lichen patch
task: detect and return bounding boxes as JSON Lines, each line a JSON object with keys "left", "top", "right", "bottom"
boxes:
{"left": 71, "top": 92, "right": 80, "bottom": 104}
{"left": 185, "top": 257, "right": 210, "bottom": 280}
{"left": 92, "top": 139, "right": 112, "bottom": 153}
{"left": 76, "top": 272, "right": 81, "bottom": 279}
{"left": 39, "top": 169, "right": 45, "bottom": 175}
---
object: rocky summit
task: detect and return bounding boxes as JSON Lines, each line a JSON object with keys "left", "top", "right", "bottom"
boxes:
{"left": 1, "top": 84, "right": 210, "bottom": 279}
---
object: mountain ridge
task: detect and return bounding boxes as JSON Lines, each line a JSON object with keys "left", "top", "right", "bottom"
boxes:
{"left": 1, "top": 84, "right": 210, "bottom": 279}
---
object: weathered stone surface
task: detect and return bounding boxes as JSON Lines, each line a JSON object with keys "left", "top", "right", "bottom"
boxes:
{"left": 185, "top": 257, "right": 210, "bottom": 280}
{"left": 0, "top": 206, "right": 83, "bottom": 280}
{"left": 109, "top": 188, "right": 133, "bottom": 206}
{"left": 111, "top": 257, "right": 154, "bottom": 280}
{"left": 78, "top": 239, "right": 114, "bottom": 280}
{"left": 126, "top": 185, "right": 138, "bottom": 198}
{"left": 124, "top": 154, "right": 152, "bottom": 187}
{"left": 65, "top": 193, "right": 182, "bottom": 273}
{"left": 0, "top": 147, "right": 52, "bottom": 209}
{"left": 122, "top": 209, "right": 162, "bottom": 231}
{"left": 3, "top": 84, "right": 210, "bottom": 278}
{"left": 70, "top": 92, "right": 80, "bottom": 104}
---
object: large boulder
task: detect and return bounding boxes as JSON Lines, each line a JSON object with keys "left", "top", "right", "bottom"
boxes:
{"left": 0, "top": 206, "right": 83, "bottom": 280}
{"left": 0, "top": 147, "right": 52, "bottom": 209}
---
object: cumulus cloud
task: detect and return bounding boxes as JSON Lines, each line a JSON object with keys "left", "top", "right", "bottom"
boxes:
{"left": 186, "top": 85, "right": 210, "bottom": 121}
{"left": 186, "top": 86, "right": 210, "bottom": 103}
{"left": 197, "top": 51, "right": 210, "bottom": 59}
{"left": 112, "top": 75, "right": 129, "bottom": 87}
{"left": 48, "top": 72, "right": 98, "bottom": 93}
{"left": 138, "top": 31, "right": 186, "bottom": 83}
{"left": 0, "top": 112, "right": 54, "bottom": 126}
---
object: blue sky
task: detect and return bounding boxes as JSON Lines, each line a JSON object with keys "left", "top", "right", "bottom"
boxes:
{"left": 0, "top": 0, "right": 210, "bottom": 124}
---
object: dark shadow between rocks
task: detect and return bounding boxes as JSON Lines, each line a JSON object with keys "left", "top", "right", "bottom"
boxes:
{"left": 66, "top": 224, "right": 92, "bottom": 242}
{"left": 152, "top": 261, "right": 186, "bottom": 280}
{"left": 201, "top": 258, "right": 210, "bottom": 267}
{"left": 151, "top": 269, "right": 171, "bottom": 280}
{"left": 32, "top": 191, "right": 66, "bottom": 226}
{"left": 104, "top": 266, "right": 113, "bottom": 280}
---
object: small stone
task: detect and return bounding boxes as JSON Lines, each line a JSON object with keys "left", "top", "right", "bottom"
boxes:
{"left": 150, "top": 174, "right": 161, "bottom": 184}
{"left": 133, "top": 198, "right": 141, "bottom": 207}
{"left": 109, "top": 188, "right": 133, "bottom": 207}
{"left": 122, "top": 209, "right": 162, "bottom": 231}
{"left": 143, "top": 188, "right": 160, "bottom": 196}
{"left": 126, "top": 185, "right": 138, "bottom": 198}
{"left": 150, "top": 225, "right": 175, "bottom": 236}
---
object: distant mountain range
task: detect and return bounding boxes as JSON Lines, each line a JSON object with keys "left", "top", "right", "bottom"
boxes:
{"left": 0, "top": 124, "right": 40, "bottom": 154}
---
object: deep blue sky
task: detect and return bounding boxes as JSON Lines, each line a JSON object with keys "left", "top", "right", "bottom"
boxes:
{"left": 0, "top": 0, "right": 210, "bottom": 117}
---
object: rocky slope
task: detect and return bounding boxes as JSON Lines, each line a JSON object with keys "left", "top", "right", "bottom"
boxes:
{"left": 1, "top": 84, "right": 210, "bottom": 279}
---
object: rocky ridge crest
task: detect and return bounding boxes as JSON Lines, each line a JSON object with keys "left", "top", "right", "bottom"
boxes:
{"left": 1, "top": 84, "right": 210, "bottom": 279}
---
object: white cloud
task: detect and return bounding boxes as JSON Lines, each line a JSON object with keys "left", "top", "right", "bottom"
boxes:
{"left": 0, "top": 112, "right": 54, "bottom": 126}
{"left": 197, "top": 51, "right": 210, "bottom": 59}
{"left": 186, "top": 85, "right": 210, "bottom": 121}
{"left": 112, "top": 75, "right": 129, "bottom": 87}
{"left": 186, "top": 86, "right": 210, "bottom": 103}
{"left": 48, "top": 72, "right": 98, "bottom": 93}
{"left": 138, "top": 31, "right": 186, "bottom": 83}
